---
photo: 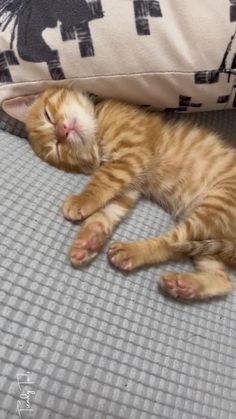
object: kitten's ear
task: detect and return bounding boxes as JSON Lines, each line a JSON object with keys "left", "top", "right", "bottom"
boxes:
{"left": 2, "top": 94, "right": 40, "bottom": 123}
{"left": 87, "top": 92, "right": 101, "bottom": 105}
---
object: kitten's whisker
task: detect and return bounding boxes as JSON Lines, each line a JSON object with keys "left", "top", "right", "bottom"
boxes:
{"left": 56, "top": 143, "right": 61, "bottom": 162}
{"left": 70, "top": 138, "right": 82, "bottom": 158}
{"left": 44, "top": 146, "right": 54, "bottom": 161}
{"left": 78, "top": 131, "right": 86, "bottom": 145}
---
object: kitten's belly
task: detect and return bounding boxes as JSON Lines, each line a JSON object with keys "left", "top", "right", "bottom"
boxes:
{"left": 143, "top": 182, "right": 205, "bottom": 219}
{"left": 151, "top": 190, "right": 194, "bottom": 218}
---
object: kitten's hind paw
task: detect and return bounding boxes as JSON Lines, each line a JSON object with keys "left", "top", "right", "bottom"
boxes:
{"left": 70, "top": 222, "right": 107, "bottom": 267}
{"left": 160, "top": 273, "right": 198, "bottom": 300}
{"left": 160, "top": 269, "right": 232, "bottom": 300}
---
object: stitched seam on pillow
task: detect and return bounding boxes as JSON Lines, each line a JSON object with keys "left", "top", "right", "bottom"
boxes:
{"left": 0, "top": 69, "right": 229, "bottom": 88}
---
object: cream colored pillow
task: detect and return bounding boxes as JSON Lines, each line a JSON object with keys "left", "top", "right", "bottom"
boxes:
{"left": 0, "top": 0, "right": 236, "bottom": 113}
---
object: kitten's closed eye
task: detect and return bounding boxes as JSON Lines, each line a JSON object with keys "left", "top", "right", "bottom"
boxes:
{"left": 44, "top": 108, "right": 54, "bottom": 124}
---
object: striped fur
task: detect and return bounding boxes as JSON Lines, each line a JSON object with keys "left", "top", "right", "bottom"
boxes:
{"left": 21, "top": 87, "right": 236, "bottom": 300}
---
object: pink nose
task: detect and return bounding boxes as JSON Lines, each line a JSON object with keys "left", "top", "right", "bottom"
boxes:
{"left": 58, "top": 125, "right": 74, "bottom": 137}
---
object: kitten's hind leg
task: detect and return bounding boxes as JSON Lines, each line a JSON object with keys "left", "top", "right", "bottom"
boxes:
{"left": 108, "top": 196, "right": 231, "bottom": 271}
{"left": 108, "top": 219, "right": 191, "bottom": 271}
{"left": 160, "top": 256, "right": 233, "bottom": 300}
{"left": 70, "top": 191, "right": 139, "bottom": 267}
{"left": 108, "top": 197, "right": 234, "bottom": 299}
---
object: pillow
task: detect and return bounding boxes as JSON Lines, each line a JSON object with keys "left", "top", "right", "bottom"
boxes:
{"left": 0, "top": 0, "right": 236, "bottom": 119}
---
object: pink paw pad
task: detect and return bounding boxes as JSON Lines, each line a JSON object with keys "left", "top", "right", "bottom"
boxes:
{"left": 122, "top": 260, "right": 133, "bottom": 271}
{"left": 70, "top": 223, "right": 107, "bottom": 267}
{"left": 160, "top": 275, "right": 197, "bottom": 300}
{"left": 108, "top": 243, "right": 134, "bottom": 271}
{"left": 164, "top": 280, "right": 175, "bottom": 290}
{"left": 86, "top": 223, "right": 106, "bottom": 251}
{"left": 110, "top": 256, "right": 132, "bottom": 271}
{"left": 70, "top": 248, "right": 87, "bottom": 261}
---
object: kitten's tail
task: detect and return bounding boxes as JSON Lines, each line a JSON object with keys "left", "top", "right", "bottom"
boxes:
{"left": 171, "top": 239, "right": 236, "bottom": 265}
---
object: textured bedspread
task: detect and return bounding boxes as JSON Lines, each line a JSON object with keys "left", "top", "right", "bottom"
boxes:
{"left": 0, "top": 111, "right": 236, "bottom": 419}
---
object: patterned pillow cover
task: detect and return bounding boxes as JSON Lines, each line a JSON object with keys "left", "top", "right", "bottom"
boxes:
{"left": 0, "top": 0, "right": 236, "bottom": 118}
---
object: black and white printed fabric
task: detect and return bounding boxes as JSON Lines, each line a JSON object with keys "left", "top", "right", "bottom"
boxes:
{"left": 0, "top": 0, "right": 236, "bottom": 111}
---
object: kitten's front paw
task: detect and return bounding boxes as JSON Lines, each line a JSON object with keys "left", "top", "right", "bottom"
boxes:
{"left": 70, "top": 222, "right": 107, "bottom": 267}
{"left": 63, "top": 195, "right": 92, "bottom": 222}
{"left": 108, "top": 242, "right": 143, "bottom": 271}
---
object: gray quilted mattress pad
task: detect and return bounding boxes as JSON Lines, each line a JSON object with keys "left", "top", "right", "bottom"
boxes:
{"left": 0, "top": 109, "right": 236, "bottom": 419}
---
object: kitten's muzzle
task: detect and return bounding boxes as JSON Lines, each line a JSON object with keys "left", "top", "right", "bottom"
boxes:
{"left": 58, "top": 124, "right": 74, "bottom": 138}
{"left": 57, "top": 123, "right": 85, "bottom": 145}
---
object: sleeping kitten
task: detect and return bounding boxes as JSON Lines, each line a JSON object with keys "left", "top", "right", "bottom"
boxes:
{"left": 3, "top": 87, "right": 236, "bottom": 301}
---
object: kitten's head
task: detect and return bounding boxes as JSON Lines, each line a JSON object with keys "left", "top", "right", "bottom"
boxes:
{"left": 2, "top": 87, "right": 100, "bottom": 174}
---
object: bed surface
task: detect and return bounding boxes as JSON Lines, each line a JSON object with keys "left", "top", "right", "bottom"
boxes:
{"left": 0, "top": 110, "right": 236, "bottom": 419}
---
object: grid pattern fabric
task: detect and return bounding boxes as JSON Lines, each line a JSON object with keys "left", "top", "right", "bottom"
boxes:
{"left": 0, "top": 109, "right": 26, "bottom": 138}
{"left": 0, "top": 111, "right": 236, "bottom": 419}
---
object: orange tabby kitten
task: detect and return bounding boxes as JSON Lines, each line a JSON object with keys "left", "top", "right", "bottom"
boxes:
{"left": 3, "top": 87, "right": 236, "bottom": 301}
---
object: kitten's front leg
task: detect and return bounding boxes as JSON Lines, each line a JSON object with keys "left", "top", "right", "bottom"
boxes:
{"left": 69, "top": 190, "right": 140, "bottom": 267}
{"left": 63, "top": 156, "right": 143, "bottom": 221}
